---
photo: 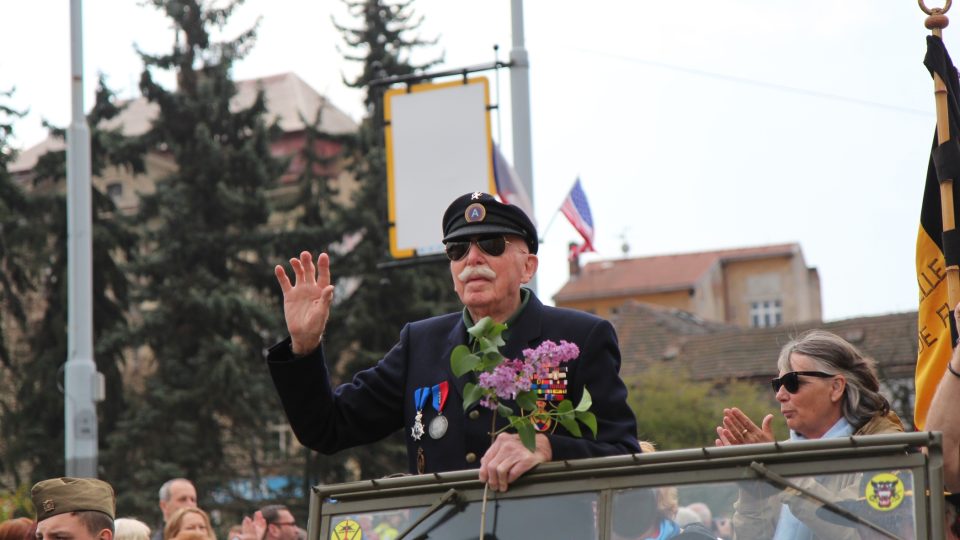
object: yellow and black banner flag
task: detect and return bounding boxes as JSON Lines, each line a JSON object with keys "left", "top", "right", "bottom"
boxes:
{"left": 916, "top": 35, "right": 960, "bottom": 429}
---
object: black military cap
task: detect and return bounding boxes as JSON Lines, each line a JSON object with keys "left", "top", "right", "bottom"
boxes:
{"left": 441, "top": 192, "right": 538, "bottom": 254}
{"left": 32, "top": 477, "right": 116, "bottom": 521}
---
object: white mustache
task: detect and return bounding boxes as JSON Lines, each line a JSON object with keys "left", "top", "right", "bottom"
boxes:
{"left": 458, "top": 265, "right": 497, "bottom": 282}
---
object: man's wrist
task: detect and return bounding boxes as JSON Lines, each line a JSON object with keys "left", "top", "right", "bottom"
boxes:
{"left": 535, "top": 433, "right": 553, "bottom": 462}
{"left": 290, "top": 337, "right": 321, "bottom": 357}
{"left": 948, "top": 358, "right": 960, "bottom": 379}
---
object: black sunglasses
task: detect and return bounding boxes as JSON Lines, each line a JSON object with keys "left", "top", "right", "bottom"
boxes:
{"left": 445, "top": 236, "right": 523, "bottom": 261}
{"left": 770, "top": 371, "right": 834, "bottom": 393}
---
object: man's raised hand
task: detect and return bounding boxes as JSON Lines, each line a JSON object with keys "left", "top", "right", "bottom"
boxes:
{"left": 274, "top": 251, "right": 335, "bottom": 356}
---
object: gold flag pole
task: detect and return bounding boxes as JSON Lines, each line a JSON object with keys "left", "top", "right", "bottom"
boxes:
{"left": 922, "top": 0, "right": 960, "bottom": 312}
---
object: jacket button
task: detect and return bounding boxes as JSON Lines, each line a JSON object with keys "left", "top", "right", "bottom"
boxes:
{"left": 465, "top": 452, "right": 477, "bottom": 463}
{"left": 469, "top": 410, "right": 480, "bottom": 420}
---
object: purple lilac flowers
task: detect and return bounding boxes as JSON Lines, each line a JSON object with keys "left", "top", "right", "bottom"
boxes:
{"left": 476, "top": 340, "right": 580, "bottom": 409}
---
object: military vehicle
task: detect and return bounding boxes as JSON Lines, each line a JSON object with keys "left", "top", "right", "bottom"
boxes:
{"left": 307, "top": 432, "right": 944, "bottom": 539}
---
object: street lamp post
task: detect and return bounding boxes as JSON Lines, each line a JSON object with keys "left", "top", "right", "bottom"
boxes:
{"left": 510, "top": 0, "right": 536, "bottom": 291}
{"left": 65, "top": 0, "right": 102, "bottom": 477}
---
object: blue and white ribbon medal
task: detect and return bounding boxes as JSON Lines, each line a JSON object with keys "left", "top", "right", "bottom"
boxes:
{"left": 411, "top": 387, "right": 429, "bottom": 441}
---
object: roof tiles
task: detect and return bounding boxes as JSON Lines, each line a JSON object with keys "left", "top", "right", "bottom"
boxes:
{"left": 613, "top": 307, "right": 918, "bottom": 382}
{"left": 11, "top": 72, "right": 357, "bottom": 173}
{"left": 555, "top": 243, "right": 799, "bottom": 302}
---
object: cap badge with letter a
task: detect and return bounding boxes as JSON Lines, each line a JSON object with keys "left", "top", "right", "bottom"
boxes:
{"left": 464, "top": 203, "right": 486, "bottom": 223}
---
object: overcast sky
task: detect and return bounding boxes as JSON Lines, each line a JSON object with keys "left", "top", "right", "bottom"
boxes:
{"left": 2, "top": 1, "right": 951, "bottom": 322}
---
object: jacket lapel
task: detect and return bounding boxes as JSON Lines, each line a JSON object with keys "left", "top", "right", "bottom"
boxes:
{"left": 446, "top": 317, "right": 470, "bottom": 401}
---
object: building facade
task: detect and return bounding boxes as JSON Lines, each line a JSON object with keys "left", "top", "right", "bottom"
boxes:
{"left": 610, "top": 301, "right": 917, "bottom": 428}
{"left": 10, "top": 72, "right": 358, "bottom": 212}
{"left": 554, "top": 243, "right": 822, "bottom": 327}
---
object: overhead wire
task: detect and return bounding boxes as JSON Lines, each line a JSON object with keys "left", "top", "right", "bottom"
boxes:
{"left": 576, "top": 48, "right": 933, "bottom": 118}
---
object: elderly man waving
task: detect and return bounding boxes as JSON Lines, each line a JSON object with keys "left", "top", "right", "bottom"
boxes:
{"left": 267, "top": 192, "right": 639, "bottom": 491}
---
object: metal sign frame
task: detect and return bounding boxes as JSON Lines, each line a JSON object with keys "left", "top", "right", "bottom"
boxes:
{"left": 383, "top": 77, "right": 496, "bottom": 259}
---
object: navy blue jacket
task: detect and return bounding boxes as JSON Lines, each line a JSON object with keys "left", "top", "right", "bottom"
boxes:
{"left": 267, "top": 292, "right": 640, "bottom": 474}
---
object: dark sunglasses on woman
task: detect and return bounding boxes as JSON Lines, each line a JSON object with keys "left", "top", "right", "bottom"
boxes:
{"left": 445, "top": 236, "right": 524, "bottom": 261}
{"left": 770, "top": 371, "right": 834, "bottom": 393}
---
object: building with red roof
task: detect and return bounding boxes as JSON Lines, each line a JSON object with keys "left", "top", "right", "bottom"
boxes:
{"left": 555, "top": 243, "right": 821, "bottom": 327}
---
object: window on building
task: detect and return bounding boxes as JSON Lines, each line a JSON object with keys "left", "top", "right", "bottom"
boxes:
{"left": 750, "top": 299, "right": 782, "bottom": 328}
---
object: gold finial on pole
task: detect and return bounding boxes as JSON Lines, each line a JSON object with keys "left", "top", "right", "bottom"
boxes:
{"left": 921, "top": 0, "right": 952, "bottom": 31}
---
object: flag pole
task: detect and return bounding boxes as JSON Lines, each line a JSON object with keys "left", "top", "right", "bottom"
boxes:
{"left": 538, "top": 207, "right": 562, "bottom": 241}
{"left": 922, "top": 0, "right": 960, "bottom": 312}
{"left": 537, "top": 177, "right": 580, "bottom": 241}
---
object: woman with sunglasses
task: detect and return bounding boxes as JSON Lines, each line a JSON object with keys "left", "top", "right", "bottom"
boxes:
{"left": 714, "top": 329, "right": 904, "bottom": 539}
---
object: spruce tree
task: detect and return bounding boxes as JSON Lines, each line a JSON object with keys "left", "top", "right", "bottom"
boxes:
{"left": 307, "top": 0, "right": 460, "bottom": 482}
{"left": 270, "top": 109, "right": 350, "bottom": 261}
{"left": 0, "top": 77, "right": 143, "bottom": 482}
{"left": 0, "top": 78, "right": 139, "bottom": 485}
{"left": 102, "top": 0, "right": 284, "bottom": 517}
{"left": 0, "top": 90, "right": 30, "bottom": 372}
{"left": 0, "top": 91, "right": 36, "bottom": 487}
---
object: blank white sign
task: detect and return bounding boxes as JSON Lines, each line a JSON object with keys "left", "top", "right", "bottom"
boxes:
{"left": 385, "top": 77, "right": 495, "bottom": 258}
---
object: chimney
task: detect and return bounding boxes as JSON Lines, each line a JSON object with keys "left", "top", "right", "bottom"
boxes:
{"left": 568, "top": 242, "right": 581, "bottom": 277}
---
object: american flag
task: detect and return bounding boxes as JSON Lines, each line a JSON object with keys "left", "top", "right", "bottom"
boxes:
{"left": 560, "top": 178, "right": 595, "bottom": 255}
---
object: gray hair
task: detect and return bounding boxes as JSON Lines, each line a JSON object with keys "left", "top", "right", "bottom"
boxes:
{"left": 158, "top": 478, "right": 194, "bottom": 502}
{"left": 115, "top": 518, "right": 151, "bottom": 540}
{"left": 776, "top": 329, "right": 890, "bottom": 428}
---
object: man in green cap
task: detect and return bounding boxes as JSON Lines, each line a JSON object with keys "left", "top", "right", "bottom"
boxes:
{"left": 33, "top": 477, "right": 116, "bottom": 540}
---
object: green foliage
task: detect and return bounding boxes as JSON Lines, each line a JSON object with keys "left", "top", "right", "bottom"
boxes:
{"left": 627, "top": 363, "right": 786, "bottom": 450}
{"left": 334, "top": 0, "right": 443, "bottom": 107}
{"left": 269, "top": 107, "right": 347, "bottom": 257}
{"left": 0, "top": 483, "right": 33, "bottom": 520}
{"left": 0, "top": 89, "right": 30, "bottom": 371}
{"left": 299, "top": 0, "right": 459, "bottom": 483}
{"left": 4, "top": 189, "right": 135, "bottom": 485}
{"left": 34, "top": 75, "right": 147, "bottom": 181}
{"left": 0, "top": 90, "right": 36, "bottom": 488}
{"left": 101, "top": 0, "right": 284, "bottom": 518}
{"left": 453, "top": 318, "right": 595, "bottom": 452}
{"left": 0, "top": 79, "right": 136, "bottom": 487}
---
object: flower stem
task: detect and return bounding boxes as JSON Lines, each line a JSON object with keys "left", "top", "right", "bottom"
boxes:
{"left": 479, "top": 412, "right": 497, "bottom": 539}
{"left": 479, "top": 483, "right": 489, "bottom": 539}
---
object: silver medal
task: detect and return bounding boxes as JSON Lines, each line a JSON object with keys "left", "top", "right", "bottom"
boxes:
{"left": 428, "top": 414, "right": 448, "bottom": 439}
{"left": 411, "top": 410, "right": 425, "bottom": 441}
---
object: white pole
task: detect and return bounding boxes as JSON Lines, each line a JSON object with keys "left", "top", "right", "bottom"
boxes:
{"left": 510, "top": 0, "right": 536, "bottom": 292}
{"left": 66, "top": 0, "right": 100, "bottom": 477}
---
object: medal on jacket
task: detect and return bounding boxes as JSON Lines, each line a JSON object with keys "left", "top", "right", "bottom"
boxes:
{"left": 429, "top": 381, "right": 449, "bottom": 439}
{"left": 535, "top": 365, "right": 568, "bottom": 402}
{"left": 411, "top": 387, "right": 429, "bottom": 441}
{"left": 531, "top": 400, "right": 553, "bottom": 432}
{"left": 530, "top": 365, "right": 568, "bottom": 432}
